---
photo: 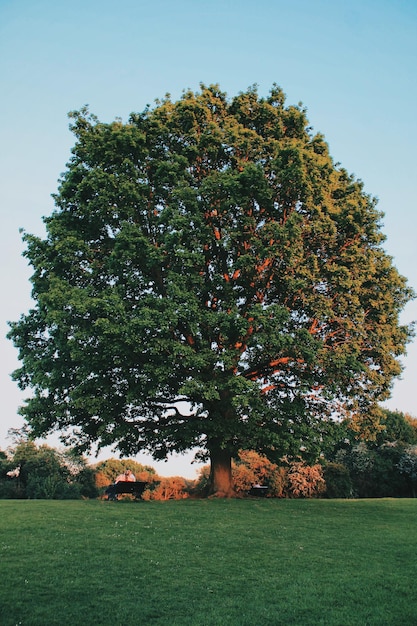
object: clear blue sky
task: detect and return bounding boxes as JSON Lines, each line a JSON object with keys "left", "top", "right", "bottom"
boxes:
{"left": 1, "top": 0, "right": 416, "bottom": 477}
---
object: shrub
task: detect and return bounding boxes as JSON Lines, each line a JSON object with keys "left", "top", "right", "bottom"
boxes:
{"left": 143, "top": 476, "right": 189, "bottom": 500}
{"left": 323, "top": 463, "right": 352, "bottom": 498}
{"left": 233, "top": 450, "right": 281, "bottom": 496}
{"left": 286, "top": 461, "right": 325, "bottom": 498}
{"left": 397, "top": 445, "right": 417, "bottom": 497}
{"left": 335, "top": 442, "right": 411, "bottom": 498}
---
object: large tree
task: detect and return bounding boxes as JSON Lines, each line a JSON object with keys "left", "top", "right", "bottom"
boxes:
{"left": 9, "top": 85, "right": 414, "bottom": 495}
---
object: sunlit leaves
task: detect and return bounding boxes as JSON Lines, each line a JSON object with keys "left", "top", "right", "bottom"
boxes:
{"left": 8, "top": 84, "right": 414, "bottom": 470}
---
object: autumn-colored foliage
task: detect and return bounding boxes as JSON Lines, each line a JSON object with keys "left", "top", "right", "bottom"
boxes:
{"left": 143, "top": 476, "right": 189, "bottom": 501}
{"left": 193, "top": 451, "right": 325, "bottom": 498}
{"left": 233, "top": 450, "right": 284, "bottom": 497}
{"left": 286, "top": 461, "right": 325, "bottom": 498}
{"left": 94, "top": 470, "right": 110, "bottom": 489}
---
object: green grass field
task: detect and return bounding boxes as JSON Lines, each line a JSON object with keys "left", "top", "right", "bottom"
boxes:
{"left": 1, "top": 498, "right": 416, "bottom": 625}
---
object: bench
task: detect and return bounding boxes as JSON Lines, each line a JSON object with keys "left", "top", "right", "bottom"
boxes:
{"left": 248, "top": 485, "right": 269, "bottom": 497}
{"left": 105, "top": 481, "right": 147, "bottom": 501}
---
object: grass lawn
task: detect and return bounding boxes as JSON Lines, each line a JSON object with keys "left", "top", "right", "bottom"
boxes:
{"left": 0, "top": 498, "right": 416, "bottom": 625}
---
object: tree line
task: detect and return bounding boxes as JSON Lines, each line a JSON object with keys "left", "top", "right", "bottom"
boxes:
{"left": 2, "top": 408, "right": 417, "bottom": 500}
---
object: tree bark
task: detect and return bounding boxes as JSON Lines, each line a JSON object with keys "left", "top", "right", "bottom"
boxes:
{"left": 207, "top": 446, "right": 234, "bottom": 497}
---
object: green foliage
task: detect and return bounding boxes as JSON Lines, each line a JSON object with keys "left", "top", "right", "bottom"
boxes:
{"left": 396, "top": 446, "right": 417, "bottom": 496}
{"left": 93, "top": 457, "right": 156, "bottom": 483}
{"left": 323, "top": 462, "right": 353, "bottom": 498}
{"left": 322, "top": 409, "right": 417, "bottom": 498}
{"left": 376, "top": 408, "right": 417, "bottom": 445}
{"left": 8, "top": 85, "right": 414, "bottom": 495}
{"left": 0, "top": 440, "right": 98, "bottom": 499}
{"left": 334, "top": 442, "right": 411, "bottom": 498}
{"left": 0, "top": 451, "right": 17, "bottom": 498}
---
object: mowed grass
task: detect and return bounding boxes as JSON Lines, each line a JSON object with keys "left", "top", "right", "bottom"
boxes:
{"left": 1, "top": 499, "right": 416, "bottom": 626}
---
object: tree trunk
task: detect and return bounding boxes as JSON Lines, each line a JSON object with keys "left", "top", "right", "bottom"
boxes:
{"left": 207, "top": 446, "right": 234, "bottom": 497}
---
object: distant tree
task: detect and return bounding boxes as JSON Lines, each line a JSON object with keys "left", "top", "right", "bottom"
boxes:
{"left": 335, "top": 442, "right": 374, "bottom": 497}
{"left": 0, "top": 450, "right": 8, "bottom": 469}
{"left": 3, "top": 440, "right": 98, "bottom": 499}
{"left": 0, "top": 450, "right": 15, "bottom": 498}
{"left": 396, "top": 446, "right": 417, "bottom": 497}
{"left": 8, "top": 84, "right": 414, "bottom": 496}
{"left": 327, "top": 408, "right": 417, "bottom": 497}
{"left": 376, "top": 409, "right": 417, "bottom": 446}
{"left": 406, "top": 415, "right": 417, "bottom": 439}
{"left": 334, "top": 440, "right": 411, "bottom": 498}
{"left": 93, "top": 458, "right": 156, "bottom": 484}
{"left": 61, "top": 450, "right": 98, "bottom": 498}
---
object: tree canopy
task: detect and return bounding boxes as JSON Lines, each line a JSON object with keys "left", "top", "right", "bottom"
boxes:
{"left": 0, "top": 439, "right": 98, "bottom": 499}
{"left": 8, "top": 84, "right": 414, "bottom": 495}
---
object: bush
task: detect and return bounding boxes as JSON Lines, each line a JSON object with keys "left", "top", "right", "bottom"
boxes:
{"left": 233, "top": 450, "right": 281, "bottom": 496}
{"left": 397, "top": 446, "right": 417, "bottom": 497}
{"left": 286, "top": 461, "right": 325, "bottom": 498}
{"left": 323, "top": 463, "right": 352, "bottom": 498}
{"left": 143, "top": 476, "right": 189, "bottom": 500}
{"left": 334, "top": 442, "right": 411, "bottom": 498}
